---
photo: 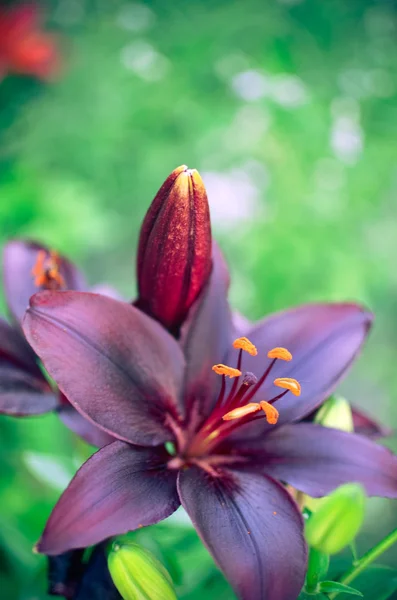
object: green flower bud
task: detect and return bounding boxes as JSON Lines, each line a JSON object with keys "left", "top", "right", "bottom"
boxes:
{"left": 315, "top": 395, "right": 354, "bottom": 432}
{"left": 305, "top": 483, "right": 366, "bottom": 555}
{"left": 108, "top": 539, "right": 177, "bottom": 600}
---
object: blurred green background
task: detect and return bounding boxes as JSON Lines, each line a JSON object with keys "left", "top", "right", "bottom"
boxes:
{"left": 1, "top": 0, "right": 397, "bottom": 598}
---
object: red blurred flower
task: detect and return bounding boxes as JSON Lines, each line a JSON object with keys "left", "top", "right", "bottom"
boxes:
{"left": 0, "top": 2, "right": 60, "bottom": 81}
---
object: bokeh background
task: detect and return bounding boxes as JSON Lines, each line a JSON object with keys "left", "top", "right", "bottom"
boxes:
{"left": 1, "top": 0, "right": 397, "bottom": 598}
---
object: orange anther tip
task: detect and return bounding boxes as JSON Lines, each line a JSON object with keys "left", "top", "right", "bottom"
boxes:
{"left": 222, "top": 403, "right": 261, "bottom": 421}
{"left": 212, "top": 364, "right": 242, "bottom": 378}
{"left": 31, "top": 249, "right": 65, "bottom": 290}
{"left": 273, "top": 377, "right": 301, "bottom": 397}
{"left": 259, "top": 401, "right": 279, "bottom": 425}
{"left": 233, "top": 337, "right": 258, "bottom": 356}
{"left": 267, "top": 347, "right": 292, "bottom": 361}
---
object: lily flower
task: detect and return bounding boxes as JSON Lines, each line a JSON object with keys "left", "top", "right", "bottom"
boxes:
{"left": 0, "top": 239, "right": 113, "bottom": 447}
{"left": 22, "top": 168, "right": 397, "bottom": 600}
{"left": 0, "top": 3, "right": 60, "bottom": 81}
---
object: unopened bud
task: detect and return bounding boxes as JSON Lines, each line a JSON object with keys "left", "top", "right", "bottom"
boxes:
{"left": 315, "top": 395, "right": 354, "bottom": 433}
{"left": 108, "top": 540, "right": 177, "bottom": 600}
{"left": 137, "top": 165, "right": 212, "bottom": 334}
{"left": 305, "top": 483, "right": 366, "bottom": 554}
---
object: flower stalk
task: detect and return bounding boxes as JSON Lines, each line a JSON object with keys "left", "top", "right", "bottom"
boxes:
{"left": 329, "top": 527, "right": 397, "bottom": 599}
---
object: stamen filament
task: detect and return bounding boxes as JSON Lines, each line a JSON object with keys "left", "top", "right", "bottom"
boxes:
{"left": 212, "top": 374, "right": 226, "bottom": 411}
{"left": 243, "top": 357, "right": 277, "bottom": 404}
{"left": 227, "top": 348, "right": 243, "bottom": 403}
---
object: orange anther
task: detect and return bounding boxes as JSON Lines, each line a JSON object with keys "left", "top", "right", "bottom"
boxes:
{"left": 233, "top": 337, "right": 258, "bottom": 356}
{"left": 31, "top": 250, "right": 65, "bottom": 290}
{"left": 212, "top": 364, "right": 242, "bottom": 378}
{"left": 222, "top": 403, "right": 261, "bottom": 421}
{"left": 267, "top": 347, "right": 292, "bottom": 361}
{"left": 31, "top": 250, "right": 47, "bottom": 287}
{"left": 259, "top": 401, "right": 279, "bottom": 425}
{"left": 273, "top": 377, "right": 301, "bottom": 397}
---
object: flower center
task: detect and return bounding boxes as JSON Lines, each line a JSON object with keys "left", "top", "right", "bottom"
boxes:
{"left": 185, "top": 337, "right": 301, "bottom": 458}
{"left": 31, "top": 250, "right": 66, "bottom": 290}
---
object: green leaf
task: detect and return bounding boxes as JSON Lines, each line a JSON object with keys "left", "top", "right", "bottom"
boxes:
{"left": 344, "top": 565, "right": 397, "bottom": 600}
{"left": 319, "top": 581, "right": 363, "bottom": 596}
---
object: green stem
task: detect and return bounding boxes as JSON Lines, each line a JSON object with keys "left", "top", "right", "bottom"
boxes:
{"left": 328, "top": 527, "right": 397, "bottom": 600}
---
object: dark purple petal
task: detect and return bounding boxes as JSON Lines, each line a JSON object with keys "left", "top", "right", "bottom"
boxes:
{"left": 0, "top": 364, "right": 57, "bottom": 415}
{"left": 47, "top": 550, "right": 85, "bottom": 599}
{"left": 137, "top": 166, "right": 212, "bottom": 334}
{"left": 237, "top": 423, "right": 397, "bottom": 498}
{"left": 231, "top": 303, "right": 372, "bottom": 429}
{"left": 23, "top": 291, "right": 186, "bottom": 446}
{"left": 232, "top": 311, "right": 253, "bottom": 337}
{"left": 58, "top": 403, "right": 115, "bottom": 447}
{"left": 3, "top": 239, "right": 86, "bottom": 324}
{"left": 37, "top": 441, "right": 180, "bottom": 555}
{"left": 180, "top": 243, "right": 234, "bottom": 417}
{"left": 0, "top": 316, "right": 42, "bottom": 377}
{"left": 352, "top": 405, "right": 392, "bottom": 439}
{"left": 177, "top": 465, "right": 307, "bottom": 600}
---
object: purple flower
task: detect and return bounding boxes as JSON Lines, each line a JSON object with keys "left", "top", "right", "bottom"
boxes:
{"left": 0, "top": 239, "right": 113, "bottom": 446}
{"left": 21, "top": 168, "right": 397, "bottom": 600}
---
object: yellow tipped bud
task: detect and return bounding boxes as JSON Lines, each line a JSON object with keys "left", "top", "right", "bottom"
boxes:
{"left": 305, "top": 484, "right": 366, "bottom": 555}
{"left": 108, "top": 539, "right": 177, "bottom": 600}
{"left": 315, "top": 395, "right": 354, "bottom": 433}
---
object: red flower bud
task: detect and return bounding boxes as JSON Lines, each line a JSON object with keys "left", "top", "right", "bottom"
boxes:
{"left": 137, "top": 165, "right": 212, "bottom": 334}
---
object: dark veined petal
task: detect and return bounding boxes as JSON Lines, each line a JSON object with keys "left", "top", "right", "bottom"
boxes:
{"left": 238, "top": 423, "right": 397, "bottom": 498}
{"left": 231, "top": 303, "right": 372, "bottom": 428}
{"left": 351, "top": 405, "right": 392, "bottom": 439}
{"left": 0, "top": 364, "right": 57, "bottom": 415}
{"left": 0, "top": 317, "right": 42, "bottom": 377}
{"left": 23, "top": 291, "right": 186, "bottom": 446}
{"left": 37, "top": 441, "right": 180, "bottom": 555}
{"left": 58, "top": 402, "right": 115, "bottom": 448}
{"left": 232, "top": 311, "right": 253, "bottom": 337}
{"left": 180, "top": 243, "right": 234, "bottom": 417}
{"left": 177, "top": 466, "right": 307, "bottom": 600}
{"left": 3, "top": 239, "right": 86, "bottom": 324}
